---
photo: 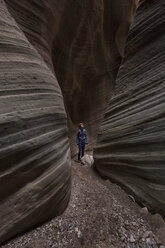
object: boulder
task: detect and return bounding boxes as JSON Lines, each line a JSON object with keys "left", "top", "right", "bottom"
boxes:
{"left": 81, "top": 155, "right": 94, "bottom": 166}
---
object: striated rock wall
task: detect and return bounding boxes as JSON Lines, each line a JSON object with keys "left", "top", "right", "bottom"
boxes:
{"left": 52, "top": 0, "right": 138, "bottom": 152}
{"left": 0, "top": 0, "right": 137, "bottom": 244}
{"left": 0, "top": 0, "right": 71, "bottom": 244}
{"left": 5, "top": 0, "right": 137, "bottom": 153}
{"left": 94, "top": 0, "right": 165, "bottom": 218}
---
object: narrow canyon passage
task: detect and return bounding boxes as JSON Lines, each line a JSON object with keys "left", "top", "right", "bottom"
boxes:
{"left": 0, "top": 0, "right": 138, "bottom": 243}
{"left": 0, "top": 0, "right": 165, "bottom": 245}
{"left": 2, "top": 159, "right": 165, "bottom": 248}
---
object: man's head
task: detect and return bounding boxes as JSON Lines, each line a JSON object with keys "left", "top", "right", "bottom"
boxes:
{"left": 78, "top": 122, "right": 84, "bottom": 129}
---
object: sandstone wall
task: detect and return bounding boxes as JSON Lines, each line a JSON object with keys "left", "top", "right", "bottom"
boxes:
{"left": 52, "top": 0, "right": 138, "bottom": 152}
{"left": 94, "top": 0, "right": 165, "bottom": 218}
{"left": 5, "top": 0, "right": 137, "bottom": 153}
{"left": 0, "top": 0, "right": 71, "bottom": 244}
{"left": 0, "top": 0, "right": 137, "bottom": 243}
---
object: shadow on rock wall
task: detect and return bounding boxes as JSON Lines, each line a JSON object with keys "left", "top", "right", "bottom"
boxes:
{"left": 0, "top": 0, "right": 137, "bottom": 244}
{"left": 94, "top": 0, "right": 165, "bottom": 219}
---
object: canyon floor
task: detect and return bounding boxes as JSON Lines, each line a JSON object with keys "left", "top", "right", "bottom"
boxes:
{"left": 2, "top": 155, "right": 165, "bottom": 248}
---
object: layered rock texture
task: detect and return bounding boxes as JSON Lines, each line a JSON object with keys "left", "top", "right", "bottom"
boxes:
{"left": 60, "top": 0, "right": 138, "bottom": 153}
{"left": 0, "top": 0, "right": 155, "bottom": 244}
{"left": 94, "top": 0, "right": 165, "bottom": 218}
{"left": 0, "top": 0, "right": 71, "bottom": 244}
{"left": 4, "top": 0, "right": 138, "bottom": 154}
{"left": 51, "top": 0, "right": 138, "bottom": 152}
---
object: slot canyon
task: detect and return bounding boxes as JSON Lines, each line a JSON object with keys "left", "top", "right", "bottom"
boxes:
{"left": 0, "top": 0, "right": 164, "bottom": 246}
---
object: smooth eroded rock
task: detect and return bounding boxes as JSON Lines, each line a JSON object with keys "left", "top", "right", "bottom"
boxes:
{"left": 94, "top": 0, "right": 165, "bottom": 218}
{"left": 0, "top": 0, "right": 71, "bottom": 244}
{"left": 0, "top": 0, "right": 137, "bottom": 243}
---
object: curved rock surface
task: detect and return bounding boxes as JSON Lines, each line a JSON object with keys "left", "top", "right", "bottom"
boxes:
{"left": 94, "top": 0, "right": 165, "bottom": 218}
{"left": 52, "top": 0, "right": 138, "bottom": 152}
{"left": 5, "top": 0, "right": 137, "bottom": 153}
{"left": 0, "top": 0, "right": 71, "bottom": 244}
{"left": 0, "top": 0, "right": 137, "bottom": 244}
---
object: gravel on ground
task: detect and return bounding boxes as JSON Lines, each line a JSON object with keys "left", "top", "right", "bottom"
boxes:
{"left": 2, "top": 156, "right": 165, "bottom": 248}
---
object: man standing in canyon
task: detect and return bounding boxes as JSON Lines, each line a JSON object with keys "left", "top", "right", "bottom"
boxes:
{"left": 76, "top": 123, "right": 88, "bottom": 163}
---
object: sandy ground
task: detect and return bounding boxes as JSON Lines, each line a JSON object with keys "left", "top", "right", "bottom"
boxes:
{"left": 1, "top": 157, "right": 165, "bottom": 248}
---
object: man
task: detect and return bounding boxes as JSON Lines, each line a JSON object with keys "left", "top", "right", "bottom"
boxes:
{"left": 76, "top": 123, "right": 88, "bottom": 163}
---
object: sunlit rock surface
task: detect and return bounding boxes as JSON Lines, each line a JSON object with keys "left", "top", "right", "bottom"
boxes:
{"left": 94, "top": 0, "right": 165, "bottom": 218}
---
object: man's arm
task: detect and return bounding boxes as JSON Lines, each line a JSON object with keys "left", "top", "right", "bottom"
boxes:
{"left": 85, "top": 130, "right": 88, "bottom": 144}
{"left": 76, "top": 131, "right": 79, "bottom": 145}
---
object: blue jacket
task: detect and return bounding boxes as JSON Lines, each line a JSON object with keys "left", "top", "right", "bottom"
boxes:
{"left": 76, "top": 129, "right": 88, "bottom": 145}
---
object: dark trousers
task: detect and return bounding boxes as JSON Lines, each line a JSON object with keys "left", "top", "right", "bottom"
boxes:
{"left": 78, "top": 142, "right": 85, "bottom": 161}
